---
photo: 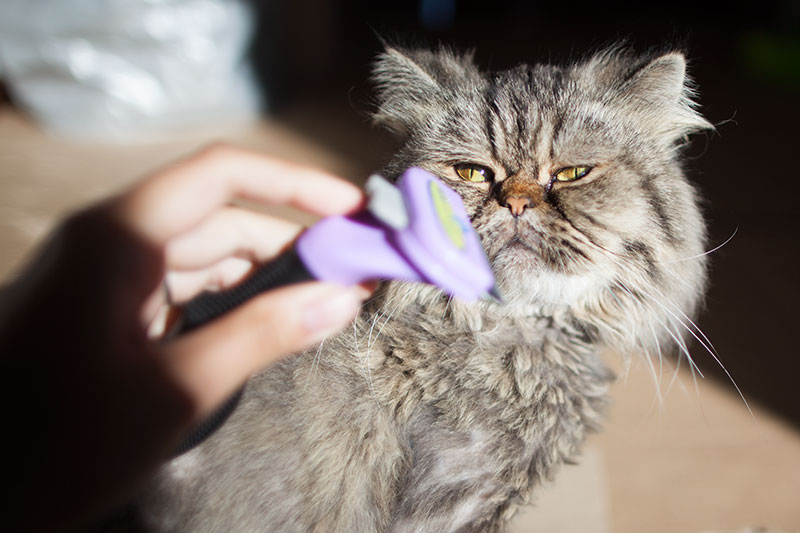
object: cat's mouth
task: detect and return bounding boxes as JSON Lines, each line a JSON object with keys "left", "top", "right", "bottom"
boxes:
{"left": 484, "top": 225, "right": 598, "bottom": 307}
{"left": 496, "top": 236, "right": 540, "bottom": 262}
{"left": 485, "top": 226, "right": 545, "bottom": 270}
{"left": 485, "top": 220, "right": 589, "bottom": 279}
{"left": 491, "top": 223, "right": 544, "bottom": 255}
{"left": 504, "top": 235, "right": 536, "bottom": 251}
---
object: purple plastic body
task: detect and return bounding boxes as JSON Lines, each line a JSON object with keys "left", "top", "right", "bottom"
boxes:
{"left": 295, "top": 167, "right": 495, "bottom": 301}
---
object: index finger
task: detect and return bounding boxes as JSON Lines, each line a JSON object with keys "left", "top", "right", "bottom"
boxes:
{"left": 112, "top": 144, "right": 365, "bottom": 244}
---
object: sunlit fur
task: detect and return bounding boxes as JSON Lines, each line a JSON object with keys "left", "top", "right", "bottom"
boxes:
{"left": 135, "top": 46, "right": 712, "bottom": 532}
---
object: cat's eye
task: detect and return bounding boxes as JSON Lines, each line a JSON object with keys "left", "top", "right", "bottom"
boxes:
{"left": 554, "top": 166, "right": 592, "bottom": 182}
{"left": 454, "top": 164, "right": 494, "bottom": 183}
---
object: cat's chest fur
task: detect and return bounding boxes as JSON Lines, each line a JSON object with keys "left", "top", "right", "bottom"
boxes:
{"left": 312, "top": 292, "right": 613, "bottom": 530}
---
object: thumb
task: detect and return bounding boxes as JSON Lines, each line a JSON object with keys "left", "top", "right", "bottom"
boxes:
{"left": 161, "top": 282, "right": 367, "bottom": 418}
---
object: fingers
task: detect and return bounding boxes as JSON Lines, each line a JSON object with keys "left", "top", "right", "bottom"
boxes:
{"left": 114, "top": 144, "right": 365, "bottom": 245}
{"left": 106, "top": 144, "right": 371, "bottom": 420}
{"left": 165, "top": 256, "right": 255, "bottom": 304}
{"left": 142, "top": 255, "right": 256, "bottom": 333}
{"left": 164, "top": 206, "right": 303, "bottom": 270}
{"left": 161, "top": 282, "right": 369, "bottom": 418}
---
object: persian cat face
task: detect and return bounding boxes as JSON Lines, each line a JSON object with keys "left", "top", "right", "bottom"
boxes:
{"left": 373, "top": 46, "right": 711, "bottom": 354}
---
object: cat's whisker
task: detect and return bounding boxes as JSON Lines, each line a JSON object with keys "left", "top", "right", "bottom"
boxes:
{"left": 609, "top": 280, "right": 666, "bottom": 410}
{"left": 647, "top": 323, "right": 666, "bottom": 413}
{"left": 603, "top": 252, "right": 720, "bottom": 371}
{"left": 357, "top": 294, "right": 407, "bottom": 400}
{"left": 370, "top": 301, "right": 394, "bottom": 335}
{"left": 362, "top": 310, "right": 384, "bottom": 399}
{"left": 367, "top": 309, "right": 381, "bottom": 341}
{"left": 665, "top": 342, "right": 687, "bottom": 397}
{"left": 353, "top": 319, "right": 377, "bottom": 398}
{"left": 628, "top": 276, "right": 718, "bottom": 358}
{"left": 658, "top": 227, "right": 738, "bottom": 264}
{"left": 376, "top": 297, "right": 403, "bottom": 339}
{"left": 642, "top": 343, "right": 666, "bottom": 416}
{"left": 602, "top": 287, "right": 636, "bottom": 346}
{"left": 606, "top": 281, "right": 667, "bottom": 417}
{"left": 650, "top": 309, "right": 705, "bottom": 409}
{"left": 352, "top": 319, "right": 364, "bottom": 374}
{"left": 666, "top": 313, "right": 709, "bottom": 423}
{"left": 629, "top": 279, "right": 749, "bottom": 419}
{"left": 670, "top": 317, "right": 704, "bottom": 380}
{"left": 607, "top": 255, "right": 716, "bottom": 352}
{"left": 666, "top": 317, "right": 704, "bottom": 400}
{"left": 365, "top": 310, "right": 382, "bottom": 365}
{"left": 306, "top": 336, "right": 328, "bottom": 389}
{"left": 611, "top": 275, "right": 704, "bottom": 380}
{"left": 650, "top": 320, "right": 686, "bottom": 400}
{"left": 636, "top": 284, "right": 718, "bottom": 367}
{"left": 652, "top": 322, "right": 665, "bottom": 390}
{"left": 592, "top": 241, "right": 723, "bottom": 368}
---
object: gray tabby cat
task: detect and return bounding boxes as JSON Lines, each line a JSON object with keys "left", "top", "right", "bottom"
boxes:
{"left": 137, "top": 45, "right": 711, "bottom": 532}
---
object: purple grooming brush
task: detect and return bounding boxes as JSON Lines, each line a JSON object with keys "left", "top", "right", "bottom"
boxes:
{"left": 177, "top": 167, "right": 499, "bottom": 335}
{"left": 297, "top": 167, "right": 498, "bottom": 301}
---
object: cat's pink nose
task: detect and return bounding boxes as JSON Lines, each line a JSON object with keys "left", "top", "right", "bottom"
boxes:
{"left": 505, "top": 196, "right": 530, "bottom": 217}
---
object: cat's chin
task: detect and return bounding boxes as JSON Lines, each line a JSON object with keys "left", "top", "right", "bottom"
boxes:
{"left": 493, "top": 263, "right": 597, "bottom": 310}
{"left": 486, "top": 228, "right": 599, "bottom": 309}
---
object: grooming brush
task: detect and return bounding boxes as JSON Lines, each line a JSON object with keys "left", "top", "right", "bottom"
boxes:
{"left": 176, "top": 167, "right": 500, "bottom": 335}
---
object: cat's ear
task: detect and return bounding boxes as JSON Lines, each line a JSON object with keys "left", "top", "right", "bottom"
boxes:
{"left": 372, "top": 46, "right": 479, "bottom": 136}
{"left": 615, "top": 52, "right": 713, "bottom": 142}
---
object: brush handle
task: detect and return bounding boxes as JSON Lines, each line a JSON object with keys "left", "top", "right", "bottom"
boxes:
{"left": 170, "top": 249, "right": 312, "bottom": 456}
{"left": 176, "top": 248, "right": 313, "bottom": 335}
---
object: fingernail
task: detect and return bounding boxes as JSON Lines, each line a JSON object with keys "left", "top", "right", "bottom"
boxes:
{"left": 302, "top": 287, "right": 363, "bottom": 337}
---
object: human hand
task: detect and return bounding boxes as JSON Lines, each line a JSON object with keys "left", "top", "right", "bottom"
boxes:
{"left": 0, "top": 144, "right": 369, "bottom": 531}
{"left": 117, "top": 144, "right": 370, "bottom": 418}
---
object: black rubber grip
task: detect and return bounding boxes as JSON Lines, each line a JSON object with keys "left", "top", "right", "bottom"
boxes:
{"left": 177, "top": 247, "right": 314, "bottom": 334}
{"left": 171, "top": 247, "right": 313, "bottom": 456}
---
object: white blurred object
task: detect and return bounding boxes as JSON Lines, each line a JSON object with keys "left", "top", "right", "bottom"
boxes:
{"left": 0, "top": 0, "right": 262, "bottom": 141}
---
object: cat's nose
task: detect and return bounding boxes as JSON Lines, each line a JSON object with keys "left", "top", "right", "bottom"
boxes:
{"left": 505, "top": 196, "right": 530, "bottom": 217}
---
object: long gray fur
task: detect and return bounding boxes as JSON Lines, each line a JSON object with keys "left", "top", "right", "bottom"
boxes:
{"left": 134, "top": 44, "right": 711, "bottom": 532}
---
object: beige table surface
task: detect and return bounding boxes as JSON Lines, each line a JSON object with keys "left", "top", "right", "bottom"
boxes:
{"left": 2, "top": 106, "right": 798, "bottom": 532}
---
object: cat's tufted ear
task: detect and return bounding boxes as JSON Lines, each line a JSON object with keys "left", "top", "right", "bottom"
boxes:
{"left": 620, "top": 53, "right": 712, "bottom": 141}
{"left": 372, "top": 46, "right": 480, "bottom": 136}
{"left": 589, "top": 50, "right": 713, "bottom": 144}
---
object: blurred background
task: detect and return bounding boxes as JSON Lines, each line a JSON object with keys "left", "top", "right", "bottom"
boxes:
{"left": 0, "top": 1, "right": 798, "bottom": 530}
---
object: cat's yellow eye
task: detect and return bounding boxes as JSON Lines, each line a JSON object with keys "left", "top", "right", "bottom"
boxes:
{"left": 454, "top": 164, "right": 494, "bottom": 183}
{"left": 554, "top": 166, "right": 591, "bottom": 182}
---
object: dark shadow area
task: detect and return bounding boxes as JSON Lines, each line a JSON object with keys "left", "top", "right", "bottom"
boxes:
{"left": 245, "top": 0, "right": 800, "bottom": 427}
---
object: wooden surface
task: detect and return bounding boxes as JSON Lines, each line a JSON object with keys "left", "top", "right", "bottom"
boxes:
{"left": 0, "top": 107, "right": 360, "bottom": 280}
{"left": 2, "top": 106, "right": 798, "bottom": 532}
